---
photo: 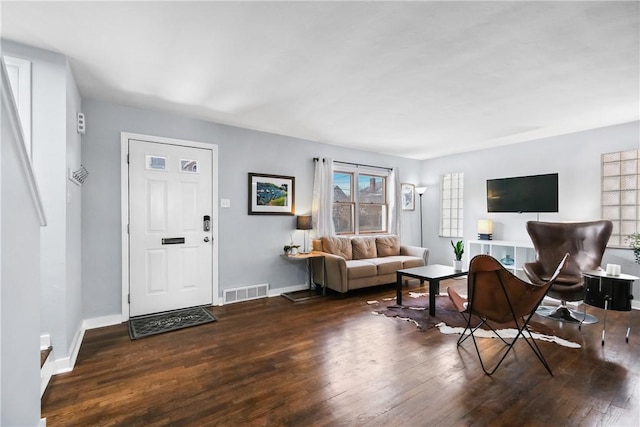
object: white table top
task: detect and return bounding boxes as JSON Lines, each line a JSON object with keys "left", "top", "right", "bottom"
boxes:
{"left": 583, "top": 270, "right": 639, "bottom": 281}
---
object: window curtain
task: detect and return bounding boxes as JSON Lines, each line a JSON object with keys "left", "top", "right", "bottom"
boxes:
{"left": 389, "top": 167, "right": 402, "bottom": 237}
{"left": 311, "top": 157, "right": 335, "bottom": 238}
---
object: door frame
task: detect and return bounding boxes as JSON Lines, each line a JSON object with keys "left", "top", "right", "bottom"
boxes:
{"left": 120, "top": 132, "right": 220, "bottom": 321}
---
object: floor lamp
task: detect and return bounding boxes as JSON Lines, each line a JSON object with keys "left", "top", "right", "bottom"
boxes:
{"left": 415, "top": 187, "right": 427, "bottom": 247}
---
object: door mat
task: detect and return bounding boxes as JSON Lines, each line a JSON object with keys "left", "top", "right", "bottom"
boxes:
{"left": 128, "top": 306, "right": 216, "bottom": 340}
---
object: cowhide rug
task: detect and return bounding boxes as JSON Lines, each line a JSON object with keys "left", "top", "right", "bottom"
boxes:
{"left": 369, "top": 292, "right": 580, "bottom": 348}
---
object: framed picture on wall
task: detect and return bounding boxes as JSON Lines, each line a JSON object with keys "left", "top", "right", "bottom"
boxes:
{"left": 401, "top": 183, "right": 415, "bottom": 211}
{"left": 248, "top": 173, "right": 295, "bottom": 215}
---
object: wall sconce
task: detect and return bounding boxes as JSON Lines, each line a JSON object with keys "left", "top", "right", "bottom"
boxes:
{"left": 415, "top": 187, "right": 427, "bottom": 247}
{"left": 297, "top": 215, "right": 312, "bottom": 253}
{"left": 477, "top": 219, "right": 493, "bottom": 240}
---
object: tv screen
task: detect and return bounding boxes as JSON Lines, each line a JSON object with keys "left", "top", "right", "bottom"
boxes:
{"left": 487, "top": 173, "right": 558, "bottom": 213}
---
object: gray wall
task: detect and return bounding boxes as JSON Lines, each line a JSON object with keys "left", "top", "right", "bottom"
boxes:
{"left": 81, "top": 99, "right": 423, "bottom": 319}
{"left": 1, "top": 58, "right": 44, "bottom": 426}
{"left": 421, "top": 121, "right": 640, "bottom": 299}
{"left": 65, "top": 60, "right": 83, "bottom": 358}
{"left": 4, "top": 40, "right": 84, "bottom": 366}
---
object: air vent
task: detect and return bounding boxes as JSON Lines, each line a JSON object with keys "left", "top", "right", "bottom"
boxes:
{"left": 223, "top": 283, "right": 268, "bottom": 304}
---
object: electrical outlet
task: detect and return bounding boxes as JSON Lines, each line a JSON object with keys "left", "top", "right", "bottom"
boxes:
{"left": 221, "top": 199, "right": 231, "bottom": 208}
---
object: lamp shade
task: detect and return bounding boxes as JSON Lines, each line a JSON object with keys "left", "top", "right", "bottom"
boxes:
{"left": 477, "top": 219, "right": 493, "bottom": 240}
{"left": 296, "top": 215, "right": 312, "bottom": 230}
{"left": 415, "top": 186, "right": 427, "bottom": 195}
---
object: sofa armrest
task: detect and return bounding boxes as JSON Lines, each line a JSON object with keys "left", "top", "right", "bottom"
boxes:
{"left": 312, "top": 251, "right": 349, "bottom": 293}
{"left": 400, "top": 245, "right": 429, "bottom": 265}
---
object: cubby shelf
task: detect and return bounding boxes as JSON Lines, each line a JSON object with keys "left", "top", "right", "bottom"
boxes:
{"left": 466, "top": 239, "right": 536, "bottom": 276}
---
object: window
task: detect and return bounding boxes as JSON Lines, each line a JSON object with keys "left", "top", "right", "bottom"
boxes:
{"left": 4, "top": 56, "right": 32, "bottom": 158}
{"left": 602, "top": 150, "right": 640, "bottom": 247}
{"left": 440, "top": 172, "right": 464, "bottom": 238}
{"left": 333, "top": 167, "right": 388, "bottom": 234}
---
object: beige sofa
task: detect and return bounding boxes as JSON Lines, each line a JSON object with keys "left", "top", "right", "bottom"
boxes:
{"left": 311, "top": 234, "right": 429, "bottom": 294}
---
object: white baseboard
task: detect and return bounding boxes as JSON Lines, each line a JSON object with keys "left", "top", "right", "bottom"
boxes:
{"left": 269, "top": 284, "right": 308, "bottom": 297}
{"left": 39, "top": 418, "right": 47, "bottom": 427}
{"left": 82, "top": 314, "right": 123, "bottom": 330}
{"left": 40, "top": 334, "right": 51, "bottom": 351}
{"left": 40, "top": 355, "right": 53, "bottom": 397}
{"left": 49, "top": 327, "right": 84, "bottom": 376}
{"left": 40, "top": 327, "right": 83, "bottom": 395}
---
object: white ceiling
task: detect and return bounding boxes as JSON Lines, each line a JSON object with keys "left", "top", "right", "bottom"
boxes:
{"left": 2, "top": 1, "right": 639, "bottom": 159}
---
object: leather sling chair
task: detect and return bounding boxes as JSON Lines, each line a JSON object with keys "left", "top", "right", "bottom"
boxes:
{"left": 523, "top": 220, "right": 613, "bottom": 324}
{"left": 448, "top": 253, "right": 569, "bottom": 376}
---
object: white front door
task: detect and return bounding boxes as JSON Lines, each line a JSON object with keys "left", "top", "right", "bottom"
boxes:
{"left": 128, "top": 139, "right": 214, "bottom": 317}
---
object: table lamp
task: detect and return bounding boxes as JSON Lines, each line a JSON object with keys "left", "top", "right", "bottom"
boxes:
{"left": 477, "top": 219, "right": 493, "bottom": 240}
{"left": 297, "top": 215, "right": 312, "bottom": 253}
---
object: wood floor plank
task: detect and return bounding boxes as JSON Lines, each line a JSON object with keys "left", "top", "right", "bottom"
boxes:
{"left": 42, "top": 281, "right": 640, "bottom": 426}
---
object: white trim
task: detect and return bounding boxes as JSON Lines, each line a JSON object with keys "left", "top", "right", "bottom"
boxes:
{"left": 120, "top": 132, "right": 219, "bottom": 322}
{"left": 50, "top": 327, "right": 84, "bottom": 375}
{"left": 40, "top": 356, "right": 53, "bottom": 397}
{"left": 1, "top": 58, "right": 46, "bottom": 226}
{"left": 82, "top": 314, "right": 123, "bottom": 330}
{"left": 40, "top": 334, "right": 51, "bottom": 351}
{"left": 39, "top": 418, "right": 47, "bottom": 427}
{"left": 3, "top": 55, "right": 32, "bottom": 157}
{"left": 268, "top": 284, "right": 308, "bottom": 297}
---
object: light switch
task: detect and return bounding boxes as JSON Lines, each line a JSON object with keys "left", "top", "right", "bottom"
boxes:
{"left": 221, "top": 199, "right": 231, "bottom": 208}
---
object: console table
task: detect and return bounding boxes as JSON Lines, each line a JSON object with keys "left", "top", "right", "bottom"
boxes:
{"left": 281, "top": 252, "right": 325, "bottom": 302}
{"left": 583, "top": 270, "right": 637, "bottom": 345}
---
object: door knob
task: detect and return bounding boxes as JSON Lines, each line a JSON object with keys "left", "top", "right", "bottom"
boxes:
{"left": 204, "top": 237, "right": 210, "bottom": 242}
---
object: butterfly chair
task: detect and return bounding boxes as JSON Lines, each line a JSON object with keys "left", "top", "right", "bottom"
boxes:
{"left": 447, "top": 253, "right": 569, "bottom": 376}
{"left": 523, "top": 220, "right": 613, "bottom": 324}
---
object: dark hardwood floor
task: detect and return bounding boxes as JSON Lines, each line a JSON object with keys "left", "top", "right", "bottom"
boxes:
{"left": 42, "top": 280, "right": 640, "bottom": 426}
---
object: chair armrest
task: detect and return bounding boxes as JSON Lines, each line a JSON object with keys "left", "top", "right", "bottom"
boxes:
{"left": 522, "top": 261, "right": 546, "bottom": 285}
{"left": 400, "top": 245, "right": 429, "bottom": 265}
{"left": 312, "top": 251, "right": 348, "bottom": 293}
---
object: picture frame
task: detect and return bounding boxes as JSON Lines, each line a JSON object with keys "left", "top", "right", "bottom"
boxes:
{"left": 401, "top": 183, "right": 415, "bottom": 211}
{"left": 248, "top": 173, "right": 295, "bottom": 215}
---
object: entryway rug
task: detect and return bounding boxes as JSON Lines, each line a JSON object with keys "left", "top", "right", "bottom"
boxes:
{"left": 128, "top": 306, "right": 216, "bottom": 340}
{"left": 369, "top": 292, "right": 580, "bottom": 348}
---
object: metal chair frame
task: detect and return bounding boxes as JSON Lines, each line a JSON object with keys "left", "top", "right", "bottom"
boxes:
{"left": 450, "top": 254, "right": 568, "bottom": 376}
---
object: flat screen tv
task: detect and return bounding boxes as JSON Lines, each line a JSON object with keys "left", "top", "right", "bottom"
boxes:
{"left": 487, "top": 173, "right": 558, "bottom": 213}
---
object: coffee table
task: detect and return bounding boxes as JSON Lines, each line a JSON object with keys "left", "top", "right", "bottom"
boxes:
{"left": 393, "top": 264, "right": 468, "bottom": 316}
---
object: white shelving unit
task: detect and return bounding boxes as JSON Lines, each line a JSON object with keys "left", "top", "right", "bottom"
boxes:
{"left": 466, "top": 240, "right": 536, "bottom": 275}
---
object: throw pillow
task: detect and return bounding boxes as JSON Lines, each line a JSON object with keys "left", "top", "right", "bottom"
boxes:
{"left": 352, "top": 237, "right": 377, "bottom": 259}
{"left": 376, "top": 235, "right": 400, "bottom": 257}
{"left": 322, "top": 236, "right": 353, "bottom": 260}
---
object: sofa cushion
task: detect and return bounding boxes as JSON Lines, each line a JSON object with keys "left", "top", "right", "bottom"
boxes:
{"left": 352, "top": 237, "right": 377, "bottom": 260}
{"left": 345, "top": 260, "right": 377, "bottom": 279}
{"left": 321, "top": 236, "right": 352, "bottom": 260}
{"left": 376, "top": 235, "right": 401, "bottom": 257}
{"left": 385, "top": 255, "right": 425, "bottom": 269}
{"left": 364, "top": 257, "right": 403, "bottom": 275}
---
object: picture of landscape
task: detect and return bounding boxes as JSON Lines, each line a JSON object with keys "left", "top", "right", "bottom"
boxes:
{"left": 248, "top": 173, "right": 295, "bottom": 215}
{"left": 256, "top": 181, "right": 288, "bottom": 206}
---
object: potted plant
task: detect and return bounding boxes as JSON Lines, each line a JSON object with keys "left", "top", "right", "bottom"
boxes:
{"left": 283, "top": 244, "right": 300, "bottom": 255}
{"left": 451, "top": 240, "right": 464, "bottom": 271}
{"left": 628, "top": 232, "right": 640, "bottom": 264}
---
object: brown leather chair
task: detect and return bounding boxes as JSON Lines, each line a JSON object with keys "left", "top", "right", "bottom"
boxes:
{"left": 523, "top": 220, "right": 613, "bottom": 323}
{"left": 448, "top": 253, "right": 569, "bottom": 376}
